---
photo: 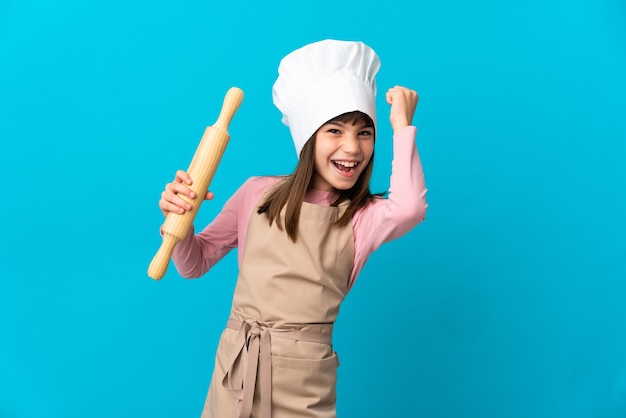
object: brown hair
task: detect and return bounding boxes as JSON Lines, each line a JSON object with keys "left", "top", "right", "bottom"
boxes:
{"left": 257, "top": 111, "right": 378, "bottom": 242}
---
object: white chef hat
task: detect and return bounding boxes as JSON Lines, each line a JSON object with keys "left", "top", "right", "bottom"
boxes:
{"left": 272, "top": 39, "right": 381, "bottom": 157}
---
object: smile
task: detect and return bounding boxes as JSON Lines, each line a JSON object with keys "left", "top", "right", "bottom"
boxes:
{"left": 332, "top": 160, "right": 360, "bottom": 174}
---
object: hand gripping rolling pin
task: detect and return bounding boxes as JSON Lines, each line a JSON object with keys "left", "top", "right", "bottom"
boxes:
{"left": 148, "top": 87, "right": 244, "bottom": 280}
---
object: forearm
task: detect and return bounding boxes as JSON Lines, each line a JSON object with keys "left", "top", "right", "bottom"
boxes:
{"left": 169, "top": 188, "right": 241, "bottom": 278}
{"left": 386, "top": 126, "right": 428, "bottom": 228}
{"left": 170, "top": 226, "right": 212, "bottom": 278}
{"left": 350, "top": 125, "right": 428, "bottom": 287}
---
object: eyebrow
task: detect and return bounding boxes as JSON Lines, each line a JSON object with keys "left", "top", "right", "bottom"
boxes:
{"left": 326, "top": 121, "right": 374, "bottom": 129}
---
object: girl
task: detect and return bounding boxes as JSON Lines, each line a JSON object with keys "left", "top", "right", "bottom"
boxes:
{"left": 158, "top": 40, "right": 427, "bottom": 418}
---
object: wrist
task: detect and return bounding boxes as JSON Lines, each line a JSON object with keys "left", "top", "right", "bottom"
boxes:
{"left": 391, "top": 121, "right": 410, "bottom": 133}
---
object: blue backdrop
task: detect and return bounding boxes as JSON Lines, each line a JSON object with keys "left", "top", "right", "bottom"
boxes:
{"left": 1, "top": 0, "right": 625, "bottom": 417}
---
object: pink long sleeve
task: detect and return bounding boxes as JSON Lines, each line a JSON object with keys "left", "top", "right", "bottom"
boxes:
{"left": 170, "top": 176, "right": 282, "bottom": 278}
{"left": 170, "top": 126, "right": 427, "bottom": 285}
{"left": 349, "top": 125, "right": 427, "bottom": 289}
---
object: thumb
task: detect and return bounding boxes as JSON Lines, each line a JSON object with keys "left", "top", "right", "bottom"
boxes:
{"left": 385, "top": 89, "right": 395, "bottom": 105}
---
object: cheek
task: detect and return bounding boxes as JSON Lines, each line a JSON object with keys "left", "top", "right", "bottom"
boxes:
{"left": 362, "top": 142, "right": 374, "bottom": 163}
{"left": 312, "top": 150, "right": 327, "bottom": 173}
{"left": 314, "top": 141, "right": 332, "bottom": 164}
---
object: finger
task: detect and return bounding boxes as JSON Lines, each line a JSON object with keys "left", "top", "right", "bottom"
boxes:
{"left": 160, "top": 200, "right": 186, "bottom": 215}
{"left": 388, "top": 86, "right": 417, "bottom": 97}
{"left": 159, "top": 193, "right": 183, "bottom": 216}
{"left": 175, "top": 170, "right": 193, "bottom": 185}
{"left": 386, "top": 89, "right": 396, "bottom": 105}
{"left": 161, "top": 190, "right": 193, "bottom": 213}
{"left": 386, "top": 86, "right": 407, "bottom": 104}
{"left": 390, "top": 88, "right": 419, "bottom": 110}
{"left": 166, "top": 181, "right": 196, "bottom": 199}
{"left": 205, "top": 191, "right": 215, "bottom": 200}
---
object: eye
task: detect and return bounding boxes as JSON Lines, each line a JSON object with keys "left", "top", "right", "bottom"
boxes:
{"left": 358, "top": 130, "right": 374, "bottom": 137}
{"left": 327, "top": 128, "right": 341, "bottom": 135}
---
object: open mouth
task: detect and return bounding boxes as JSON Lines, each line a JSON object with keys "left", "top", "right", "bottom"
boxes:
{"left": 332, "top": 160, "right": 360, "bottom": 173}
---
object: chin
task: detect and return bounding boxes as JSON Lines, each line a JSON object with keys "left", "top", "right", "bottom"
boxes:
{"left": 332, "top": 181, "right": 358, "bottom": 191}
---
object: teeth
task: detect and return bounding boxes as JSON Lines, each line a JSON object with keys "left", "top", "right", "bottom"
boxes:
{"left": 334, "top": 161, "right": 358, "bottom": 168}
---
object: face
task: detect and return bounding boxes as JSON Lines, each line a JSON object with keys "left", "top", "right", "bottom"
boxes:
{"left": 310, "top": 119, "right": 375, "bottom": 192}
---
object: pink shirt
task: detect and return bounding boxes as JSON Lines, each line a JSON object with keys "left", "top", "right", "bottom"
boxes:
{"left": 171, "top": 126, "right": 427, "bottom": 290}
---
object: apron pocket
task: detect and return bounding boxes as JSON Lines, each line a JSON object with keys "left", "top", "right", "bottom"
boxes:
{"left": 270, "top": 353, "right": 339, "bottom": 417}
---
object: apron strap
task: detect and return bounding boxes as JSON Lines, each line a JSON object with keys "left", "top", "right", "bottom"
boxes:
{"left": 221, "top": 319, "right": 333, "bottom": 418}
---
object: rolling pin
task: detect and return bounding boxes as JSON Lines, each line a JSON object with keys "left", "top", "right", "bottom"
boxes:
{"left": 148, "top": 87, "right": 244, "bottom": 280}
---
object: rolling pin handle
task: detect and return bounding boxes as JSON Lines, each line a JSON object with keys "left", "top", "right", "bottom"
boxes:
{"left": 214, "top": 87, "right": 244, "bottom": 131}
{"left": 148, "top": 234, "right": 179, "bottom": 280}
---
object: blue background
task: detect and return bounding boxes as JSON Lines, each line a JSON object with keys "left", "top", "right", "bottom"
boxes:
{"left": 1, "top": 0, "right": 625, "bottom": 417}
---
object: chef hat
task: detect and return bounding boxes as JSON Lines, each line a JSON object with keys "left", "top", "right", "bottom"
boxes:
{"left": 272, "top": 39, "right": 381, "bottom": 157}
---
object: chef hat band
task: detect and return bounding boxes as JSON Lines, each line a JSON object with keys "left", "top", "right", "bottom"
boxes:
{"left": 272, "top": 39, "right": 381, "bottom": 157}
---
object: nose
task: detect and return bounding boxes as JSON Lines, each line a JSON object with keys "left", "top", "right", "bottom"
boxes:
{"left": 341, "top": 133, "right": 361, "bottom": 154}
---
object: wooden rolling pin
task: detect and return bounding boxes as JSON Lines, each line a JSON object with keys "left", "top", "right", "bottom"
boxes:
{"left": 148, "top": 87, "right": 244, "bottom": 280}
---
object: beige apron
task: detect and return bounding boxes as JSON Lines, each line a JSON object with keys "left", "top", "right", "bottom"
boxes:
{"left": 201, "top": 199, "right": 354, "bottom": 418}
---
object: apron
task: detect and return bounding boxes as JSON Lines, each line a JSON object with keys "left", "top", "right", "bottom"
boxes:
{"left": 201, "top": 198, "right": 354, "bottom": 418}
